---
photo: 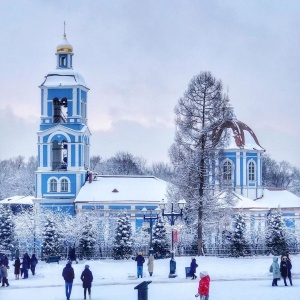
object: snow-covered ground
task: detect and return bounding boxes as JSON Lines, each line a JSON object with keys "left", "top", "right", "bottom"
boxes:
{"left": 1, "top": 255, "right": 299, "bottom": 300}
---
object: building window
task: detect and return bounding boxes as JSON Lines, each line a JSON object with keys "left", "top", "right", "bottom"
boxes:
{"left": 223, "top": 160, "right": 233, "bottom": 181}
{"left": 61, "top": 179, "right": 69, "bottom": 192}
{"left": 248, "top": 161, "right": 255, "bottom": 181}
{"left": 50, "top": 179, "right": 57, "bottom": 192}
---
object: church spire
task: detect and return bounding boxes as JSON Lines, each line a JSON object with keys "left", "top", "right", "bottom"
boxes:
{"left": 56, "top": 22, "right": 73, "bottom": 69}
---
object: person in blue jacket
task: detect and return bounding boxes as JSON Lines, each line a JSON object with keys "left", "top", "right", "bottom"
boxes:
{"left": 190, "top": 257, "right": 198, "bottom": 280}
{"left": 62, "top": 262, "right": 75, "bottom": 300}
{"left": 81, "top": 264, "right": 93, "bottom": 300}
{"left": 135, "top": 252, "right": 145, "bottom": 278}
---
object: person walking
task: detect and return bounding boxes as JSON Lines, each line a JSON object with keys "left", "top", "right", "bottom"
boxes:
{"left": 68, "top": 246, "right": 78, "bottom": 264}
{"left": 195, "top": 271, "right": 210, "bottom": 299}
{"left": 62, "top": 262, "right": 75, "bottom": 300}
{"left": 269, "top": 257, "right": 280, "bottom": 286}
{"left": 14, "top": 257, "right": 21, "bottom": 280}
{"left": 81, "top": 264, "right": 93, "bottom": 300}
{"left": 135, "top": 252, "right": 145, "bottom": 278}
{"left": 147, "top": 253, "right": 154, "bottom": 277}
{"left": 280, "top": 255, "right": 289, "bottom": 286}
{"left": 30, "top": 254, "right": 38, "bottom": 275}
{"left": 190, "top": 257, "right": 198, "bottom": 280}
{"left": 1, "top": 264, "right": 9, "bottom": 287}
{"left": 22, "top": 253, "right": 29, "bottom": 279}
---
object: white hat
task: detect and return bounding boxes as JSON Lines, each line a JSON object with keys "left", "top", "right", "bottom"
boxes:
{"left": 200, "top": 271, "right": 208, "bottom": 276}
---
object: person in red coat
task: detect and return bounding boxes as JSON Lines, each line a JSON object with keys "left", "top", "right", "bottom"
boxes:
{"left": 195, "top": 271, "right": 210, "bottom": 300}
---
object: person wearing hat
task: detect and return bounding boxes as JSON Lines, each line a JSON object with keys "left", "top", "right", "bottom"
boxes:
{"left": 195, "top": 271, "right": 210, "bottom": 300}
{"left": 135, "top": 252, "right": 145, "bottom": 278}
{"left": 190, "top": 257, "right": 198, "bottom": 280}
{"left": 62, "top": 262, "right": 75, "bottom": 300}
{"left": 81, "top": 265, "right": 93, "bottom": 300}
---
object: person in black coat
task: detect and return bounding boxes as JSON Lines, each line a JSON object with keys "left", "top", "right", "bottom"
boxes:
{"left": 280, "top": 255, "right": 289, "bottom": 286}
{"left": 190, "top": 257, "right": 198, "bottom": 280}
{"left": 14, "top": 257, "right": 21, "bottom": 279}
{"left": 22, "top": 253, "right": 30, "bottom": 279}
{"left": 30, "top": 254, "right": 38, "bottom": 275}
{"left": 81, "top": 264, "right": 93, "bottom": 300}
{"left": 281, "top": 253, "right": 293, "bottom": 286}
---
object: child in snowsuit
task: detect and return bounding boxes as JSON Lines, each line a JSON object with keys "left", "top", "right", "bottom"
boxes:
{"left": 190, "top": 257, "right": 198, "bottom": 280}
{"left": 1, "top": 264, "right": 9, "bottom": 287}
{"left": 269, "top": 257, "right": 280, "bottom": 286}
{"left": 195, "top": 271, "right": 210, "bottom": 300}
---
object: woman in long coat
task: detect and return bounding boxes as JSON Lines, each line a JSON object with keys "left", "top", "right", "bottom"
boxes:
{"left": 147, "top": 253, "right": 154, "bottom": 276}
{"left": 280, "top": 255, "right": 289, "bottom": 286}
{"left": 81, "top": 265, "right": 93, "bottom": 300}
{"left": 269, "top": 257, "right": 280, "bottom": 286}
{"left": 14, "top": 257, "right": 21, "bottom": 279}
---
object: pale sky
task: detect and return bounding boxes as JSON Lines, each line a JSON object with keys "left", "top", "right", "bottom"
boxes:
{"left": 0, "top": 0, "right": 299, "bottom": 167}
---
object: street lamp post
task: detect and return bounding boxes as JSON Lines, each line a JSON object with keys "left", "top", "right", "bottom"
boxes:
{"left": 159, "top": 198, "right": 186, "bottom": 278}
{"left": 142, "top": 207, "right": 160, "bottom": 252}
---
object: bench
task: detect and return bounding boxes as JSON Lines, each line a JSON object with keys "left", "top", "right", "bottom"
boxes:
{"left": 46, "top": 256, "right": 61, "bottom": 264}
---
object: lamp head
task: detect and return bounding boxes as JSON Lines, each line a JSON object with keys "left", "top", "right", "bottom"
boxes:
{"left": 178, "top": 199, "right": 186, "bottom": 210}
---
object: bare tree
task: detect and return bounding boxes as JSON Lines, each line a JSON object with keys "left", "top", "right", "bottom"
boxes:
{"left": 169, "top": 71, "right": 228, "bottom": 255}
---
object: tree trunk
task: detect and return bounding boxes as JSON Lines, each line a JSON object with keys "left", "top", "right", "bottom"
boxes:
{"left": 198, "top": 156, "right": 205, "bottom": 256}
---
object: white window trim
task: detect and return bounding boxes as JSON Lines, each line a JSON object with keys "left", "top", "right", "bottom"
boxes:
{"left": 223, "top": 159, "right": 234, "bottom": 182}
{"left": 248, "top": 159, "right": 256, "bottom": 182}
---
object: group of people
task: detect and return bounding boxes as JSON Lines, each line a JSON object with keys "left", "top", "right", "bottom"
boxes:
{"left": 14, "top": 253, "right": 38, "bottom": 280}
{"left": 269, "top": 253, "right": 293, "bottom": 286}
{"left": 62, "top": 262, "right": 93, "bottom": 300}
{"left": 0, "top": 252, "right": 38, "bottom": 287}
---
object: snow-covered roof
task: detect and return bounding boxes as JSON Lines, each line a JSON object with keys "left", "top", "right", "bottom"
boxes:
{"left": 254, "top": 189, "right": 300, "bottom": 208}
{"left": 40, "top": 69, "right": 87, "bottom": 88}
{"left": 75, "top": 175, "right": 169, "bottom": 204}
{"left": 0, "top": 195, "right": 34, "bottom": 205}
{"left": 217, "top": 191, "right": 267, "bottom": 209}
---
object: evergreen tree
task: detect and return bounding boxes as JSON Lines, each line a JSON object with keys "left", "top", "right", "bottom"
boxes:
{"left": 152, "top": 217, "right": 170, "bottom": 258}
{"left": 230, "top": 212, "right": 249, "bottom": 257}
{"left": 79, "top": 215, "right": 97, "bottom": 259}
{"left": 266, "top": 207, "right": 288, "bottom": 255}
{"left": 41, "top": 216, "right": 61, "bottom": 256}
{"left": 112, "top": 212, "right": 133, "bottom": 260}
{"left": 0, "top": 205, "right": 15, "bottom": 252}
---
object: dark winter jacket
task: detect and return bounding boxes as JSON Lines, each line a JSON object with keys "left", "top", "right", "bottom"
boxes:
{"left": 62, "top": 263, "right": 75, "bottom": 283}
{"left": 135, "top": 254, "right": 145, "bottom": 266}
{"left": 190, "top": 258, "right": 198, "bottom": 274}
{"left": 81, "top": 268, "right": 93, "bottom": 288}
{"left": 2, "top": 255, "right": 9, "bottom": 268}
{"left": 22, "top": 255, "right": 29, "bottom": 269}
{"left": 280, "top": 259, "right": 288, "bottom": 277}
{"left": 68, "top": 247, "right": 77, "bottom": 261}
{"left": 14, "top": 258, "right": 21, "bottom": 274}
{"left": 287, "top": 260, "right": 292, "bottom": 277}
{"left": 30, "top": 254, "right": 38, "bottom": 266}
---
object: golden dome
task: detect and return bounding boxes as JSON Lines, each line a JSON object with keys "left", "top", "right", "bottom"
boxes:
{"left": 56, "top": 34, "right": 73, "bottom": 53}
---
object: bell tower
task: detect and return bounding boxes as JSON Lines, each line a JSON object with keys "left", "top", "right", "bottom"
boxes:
{"left": 35, "top": 30, "right": 91, "bottom": 214}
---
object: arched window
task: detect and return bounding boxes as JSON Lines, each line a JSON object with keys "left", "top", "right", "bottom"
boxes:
{"left": 50, "top": 179, "right": 57, "bottom": 192}
{"left": 61, "top": 178, "right": 69, "bottom": 192}
{"left": 223, "top": 160, "right": 233, "bottom": 181}
{"left": 248, "top": 161, "right": 256, "bottom": 181}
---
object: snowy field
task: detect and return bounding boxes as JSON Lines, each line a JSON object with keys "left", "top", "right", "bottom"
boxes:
{"left": 1, "top": 255, "right": 299, "bottom": 300}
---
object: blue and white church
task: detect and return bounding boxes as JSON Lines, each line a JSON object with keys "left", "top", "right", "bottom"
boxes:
{"left": 2, "top": 33, "right": 300, "bottom": 230}
{"left": 34, "top": 33, "right": 91, "bottom": 214}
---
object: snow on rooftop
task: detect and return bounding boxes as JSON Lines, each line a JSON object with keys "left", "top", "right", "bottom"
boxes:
{"left": 75, "top": 175, "right": 169, "bottom": 204}
{"left": 254, "top": 189, "right": 300, "bottom": 208}
{"left": 41, "top": 69, "right": 87, "bottom": 87}
{"left": 0, "top": 195, "right": 34, "bottom": 205}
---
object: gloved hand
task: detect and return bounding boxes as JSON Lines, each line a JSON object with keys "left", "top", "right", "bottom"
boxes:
{"left": 195, "top": 293, "right": 199, "bottom": 297}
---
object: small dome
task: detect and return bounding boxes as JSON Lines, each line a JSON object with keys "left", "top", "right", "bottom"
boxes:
{"left": 56, "top": 34, "right": 73, "bottom": 53}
